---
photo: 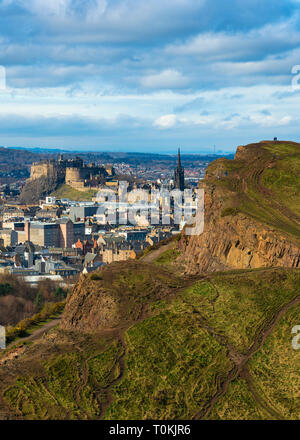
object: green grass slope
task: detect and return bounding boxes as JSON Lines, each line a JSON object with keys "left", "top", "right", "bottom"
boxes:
{"left": 208, "top": 141, "right": 300, "bottom": 243}
{"left": 1, "top": 265, "right": 299, "bottom": 420}
{"left": 52, "top": 184, "right": 98, "bottom": 201}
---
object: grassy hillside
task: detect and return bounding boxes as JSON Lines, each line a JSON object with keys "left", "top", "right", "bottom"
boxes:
{"left": 2, "top": 141, "right": 300, "bottom": 421}
{"left": 1, "top": 264, "right": 299, "bottom": 420}
{"left": 52, "top": 184, "right": 97, "bottom": 201}
{"left": 208, "top": 141, "right": 300, "bottom": 243}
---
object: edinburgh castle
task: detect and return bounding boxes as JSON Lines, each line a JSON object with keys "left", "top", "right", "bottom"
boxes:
{"left": 29, "top": 155, "right": 115, "bottom": 191}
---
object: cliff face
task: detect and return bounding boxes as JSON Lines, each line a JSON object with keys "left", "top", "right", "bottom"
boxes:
{"left": 60, "top": 276, "right": 119, "bottom": 331}
{"left": 179, "top": 141, "right": 300, "bottom": 274}
{"left": 60, "top": 261, "right": 183, "bottom": 331}
{"left": 179, "top": 184, "right": 300, "bottom": 274}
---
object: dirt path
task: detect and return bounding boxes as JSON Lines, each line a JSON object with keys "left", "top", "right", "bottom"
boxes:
{"left": 98, "top": 333, "right": 127, "bottom": 420}
{"left": 194, "top": 293, "right": 300, "bottom": 420}
{"left": 141, "top": 241, "right": 175, "bottom": 263}
{"left": 240, "top": 367, "right": 283, "bottom": 420}
{"left": 7, "top": 317, "right": 62, "bottom": 348}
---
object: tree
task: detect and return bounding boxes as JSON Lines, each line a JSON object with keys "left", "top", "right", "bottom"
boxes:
{"left": 0, "top": 283, "right": 12, "bottom": 297}
{"left": 34, "top": 291, "right": 43, "bottom": 307}
{"left": 54, "top": 286, "right": 65, "bottom": 299}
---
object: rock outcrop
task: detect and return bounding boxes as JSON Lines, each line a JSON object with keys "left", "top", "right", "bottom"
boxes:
{"left": 60, "top": 261, "right": 183, "bottom": 331}
{"left": 179, "top": 141, "right": 300, "bottom": 274}
{"left": 179, "top": 185, "right": 300, "bottom": 274}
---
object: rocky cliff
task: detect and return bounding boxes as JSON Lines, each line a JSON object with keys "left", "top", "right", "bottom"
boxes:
{"left": 60, "top": 260, "right": 183, "bottom": 332}
{"left": 179, "top": 141, "right": 300, "bottom": 274}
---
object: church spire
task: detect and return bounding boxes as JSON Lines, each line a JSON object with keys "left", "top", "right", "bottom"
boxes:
{"left": 178, "top": 148, "right": 182, "bottom": 168}
{"left": 174, "top": 147, "right": 185, "bottom": 191}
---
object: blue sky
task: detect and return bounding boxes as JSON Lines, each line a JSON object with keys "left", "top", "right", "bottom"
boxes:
{"left": 0, "top": 0, "right": 300, "bottom": 152}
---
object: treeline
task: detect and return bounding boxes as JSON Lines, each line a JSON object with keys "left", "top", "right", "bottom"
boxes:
{"left": 6, "top": 301, "right": 65, "bottom": 344}
{"left": 0, "top": 274, "right": 69, "bottom": 326}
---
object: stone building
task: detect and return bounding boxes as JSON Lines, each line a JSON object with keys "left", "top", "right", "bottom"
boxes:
{"left": 22, "top": 220, "right": 85, "bottom": 248}
{"left": 0, "top": 229, "right": 18, "bottom": 247}
{"left": 29, "top": 155, "right": 115, "bottom": 191}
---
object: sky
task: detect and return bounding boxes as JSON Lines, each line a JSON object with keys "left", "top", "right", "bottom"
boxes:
{"left": 0, "top": 0, "right": 300, "bottom": 153}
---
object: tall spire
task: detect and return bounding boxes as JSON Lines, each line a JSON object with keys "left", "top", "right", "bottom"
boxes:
{"left": 174, "top": 147, "right": 185, "bottom": 191}
{"left": 178, "top": 147, "right": 181, "bottom": 168}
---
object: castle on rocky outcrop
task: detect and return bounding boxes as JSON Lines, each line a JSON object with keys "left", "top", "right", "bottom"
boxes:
{"left": 29, "top": 155, "right": 115, "bottom": 191}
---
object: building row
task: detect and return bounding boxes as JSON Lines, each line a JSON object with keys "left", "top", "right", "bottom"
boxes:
{"left": 0, "top": 219, "right": 85, "bottom": 248}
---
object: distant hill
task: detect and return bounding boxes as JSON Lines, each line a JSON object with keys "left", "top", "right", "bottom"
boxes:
{"left": 5, "top": 146, "right": 233, "bottom": 163}
{"left": 0, "top": 147, "right": 52, "bottom": 184}
{"left": 0, "top": 144, "right": 231, "bottom": 186}
{"left": 74, "top": 151, "right": 233, "bottom": 165}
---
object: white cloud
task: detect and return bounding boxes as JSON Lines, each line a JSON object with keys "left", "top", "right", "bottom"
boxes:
{"left": 85, "top": 0, "right": 107, "bottom": 23}
{"left": 141, "top": 69, "right": 188, "bottom": 89}
{"left": 250, "top": 113, "right": 293, "bottom": 127}
{"left": 165, "top": 20, "right": 300, "bottom": 61}
{"left": 181, "top": 114, "right": 215, "bottom": 125}
{"left": 279, "top": 115, "right": 292, "bottom": 125}
{"left": 23, "top": 0, "right": 71, "bottom": 17}
{"left": 154, "top": 114, "right": 177, "bottom": 129}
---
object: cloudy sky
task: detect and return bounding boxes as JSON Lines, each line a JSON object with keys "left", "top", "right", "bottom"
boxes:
{"left": 0, "top": 0, "right": 300, "bottom": 152}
